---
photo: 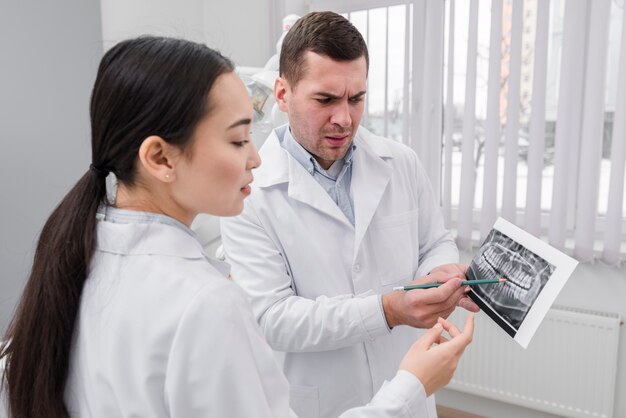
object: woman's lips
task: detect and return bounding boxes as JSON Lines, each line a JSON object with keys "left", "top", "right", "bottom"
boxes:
{"left": 240, "top": 185, "right": 251, "bottom": 195}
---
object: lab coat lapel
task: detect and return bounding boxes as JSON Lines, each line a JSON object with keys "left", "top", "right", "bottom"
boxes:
{"left": 287, "top": 159, "right": 352, "bottom": 227}
{"left": 257, "top": 127, "right": 352, "bottom": 227}
{"left": 352, "top": 131, "right": 392, "bottom": 260}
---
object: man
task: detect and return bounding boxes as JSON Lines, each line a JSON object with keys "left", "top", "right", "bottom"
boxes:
{"left": 221, "top": 11, "right": 479, "bottom": 418}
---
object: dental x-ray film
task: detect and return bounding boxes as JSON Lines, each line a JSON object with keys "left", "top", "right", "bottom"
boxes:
{"left": 467, "top": 217, "right": 578, "bottom": 348}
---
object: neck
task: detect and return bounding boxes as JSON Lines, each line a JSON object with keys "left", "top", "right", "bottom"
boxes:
{"left": 114, "top": 184, "right": 193, "bottom": 226}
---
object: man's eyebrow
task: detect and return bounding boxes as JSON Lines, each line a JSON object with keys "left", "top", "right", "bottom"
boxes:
{"left": 227, "top": 118, "right": 252, "bottom": 129}
{"left": 314, "top": 91, "right": 367, "bottom": 99}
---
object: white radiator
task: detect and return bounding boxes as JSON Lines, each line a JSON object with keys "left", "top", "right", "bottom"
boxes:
{"left": 446, "top": 306, "right": 622, "bottom": 418}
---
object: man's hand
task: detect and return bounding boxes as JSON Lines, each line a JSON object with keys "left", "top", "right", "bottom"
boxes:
{"left": 382, "top": 271, "right": 469, "bottom": 328}
{"left": 430, "top": 263, "right": 480, "bottom": 314}
{"left": 430, "top": 263, "right": 468, "bottom": 277}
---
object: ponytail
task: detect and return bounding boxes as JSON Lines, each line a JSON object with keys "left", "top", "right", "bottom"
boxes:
{"left": 1, "top": 169, "right": 107, "bottom": 418}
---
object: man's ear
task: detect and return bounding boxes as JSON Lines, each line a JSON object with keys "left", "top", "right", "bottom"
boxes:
{"left": 274, "top": 77, "right": 290, "bottom": 113}
{"left": 137, "top": 136, "right": 178, "bottom": 183}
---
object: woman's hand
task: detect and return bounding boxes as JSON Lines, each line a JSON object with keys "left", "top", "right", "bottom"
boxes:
{"left": 398, "top": 313, "right": 475, "bottom": 396}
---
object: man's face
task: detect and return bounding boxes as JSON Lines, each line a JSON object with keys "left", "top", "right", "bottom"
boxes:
{"left": 275, "top": 51, "right": 367, "bottom": 170}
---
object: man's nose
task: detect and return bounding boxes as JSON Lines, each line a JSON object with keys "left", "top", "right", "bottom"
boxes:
{"left": 330, "top": 101, "right": 351, "bottom": 128}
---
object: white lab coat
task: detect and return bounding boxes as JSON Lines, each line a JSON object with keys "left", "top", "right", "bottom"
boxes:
{"left": 221, "top": 125, "right": 459, "bottom": 418}
{"left": 62, "top": 208, "right": 431, "bottom": 417}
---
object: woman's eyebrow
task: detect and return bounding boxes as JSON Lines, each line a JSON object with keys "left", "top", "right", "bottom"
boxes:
{"left": 227, "top": 118, "right": 252, "bottom": 129}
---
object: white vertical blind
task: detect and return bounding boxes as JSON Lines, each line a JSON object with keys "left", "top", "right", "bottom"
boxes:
{"left": 524, "top": 0, "right": 550, "bottom": 237}
{"left": 418, "top": 1, "right": 444, "bottom": 198}
{"left": 456, "top": 0, "right": 479, "bottom": 249}
{"left": 443, "top": 0, "right": 456, "bottom": 227}
{"left": 502, "top": 0, "right": 524, "bottom": 222}
{"left": 384, "top": 8, "right": 390, "bottom": 137}
{"left": 480, "top": 0, "right": 503, "bottom": 240}
{"left": 548, "top": 0, "right": 587, "bottom": 251}
{"left": 603, "top": 3, "right": 626, "bottom": 265}
{"left": 410, "top": 0, "right": 426, "bottom": 150}
{"left": 574, "top": 0, "right": 612, "bottom": 261}
{"left": 402, "top": 4, "right": 411, "bottom": 144}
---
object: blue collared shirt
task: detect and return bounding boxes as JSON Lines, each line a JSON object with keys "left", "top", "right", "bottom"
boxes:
{"left": 281, "top": 127, "right": 356, "bottom": 225}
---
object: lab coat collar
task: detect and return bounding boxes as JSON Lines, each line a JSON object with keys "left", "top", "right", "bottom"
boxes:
{"left": 255, "top": 125, "right": 394, "bottom": 188}
{"left": 254, "top": 124, "right": 290, "bottom": 187}
{"left": 96, "top": 212, "right": 231, "bottom": 277}
{"left": 255, "top": 125, "right": 395, "bottom": 243}
{"left": 253, "top": 125, "right": 349, "bottom": 226}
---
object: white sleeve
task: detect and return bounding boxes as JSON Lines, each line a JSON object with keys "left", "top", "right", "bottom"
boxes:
{"left": 164, "top": 282, "right": 431, "bottom": 418}
{"left": 339, "top": 371, "right": 429, "bottom": 418}
{"left": 220, "top": 205, "right": 390, "bottom": 353}
{"left": 164, "top": 283, "right": 294, "bottom": 418}
{"left": 0, "top": 380, "right": 7, "bottom": 418}
{"left": 412, "top": 154, "right": 459, "bottom": 276}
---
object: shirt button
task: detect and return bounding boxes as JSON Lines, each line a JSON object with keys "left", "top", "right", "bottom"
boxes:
{"left": 353, "top": 264, "right": 361, "bottom": 273}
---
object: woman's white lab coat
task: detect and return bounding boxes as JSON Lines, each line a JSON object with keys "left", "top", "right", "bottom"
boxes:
{"left": 221, "top": 125, "right": 458, "bottom": 418}
{"left": 63, "top": 208, "right": 430, "bottom": 417}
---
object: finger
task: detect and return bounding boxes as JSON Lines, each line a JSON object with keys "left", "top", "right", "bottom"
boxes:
{"left": 450, "top": 313, "right": 476, "bottom": 350}
{"left": 429, "top": 270, "right": 461, "bottom": 282}
{"left": 423, "top": 285, "right": 466, "bottom": 319}
{"left": 436, "top": 335, "right": 449, "bottom": 344}
{"left": 438, "top": 316, "right": 462, "bottom": 338}
{"left": 458, "top": 264, "right": 469, "bottom": 274}
{"left": 410, "top": 272, "right": 460, "bottom": 288}
{"left": 431, "top": 285, "right": 469, "bottom": 312}
{"left": 458, "top": 295, "right": 481, "bottom": 313}
{"left": 423, "top": 278, "right": 463, "bottom": 304}
{"left": 430, "top": 304, "right": 456, "bottom": 321}
{"left": 462, "top": 313, "right": 475, "bottom": 338}
{"left": 413, "top": 322, "right": 444, "bottom": 350}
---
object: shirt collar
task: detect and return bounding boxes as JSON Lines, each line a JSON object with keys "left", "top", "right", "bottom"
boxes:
{"left": 282, "top": 126, "right": 357, "bottom": 178}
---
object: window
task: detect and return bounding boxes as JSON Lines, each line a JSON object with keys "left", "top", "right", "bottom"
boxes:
{"left": 443, "top": 0, "right": 625, "bottom": 264}
{"left": 307, "top": 0, "right": 626, "bottom": 265}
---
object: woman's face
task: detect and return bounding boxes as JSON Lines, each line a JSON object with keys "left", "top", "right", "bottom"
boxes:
{"left": 170, "top": 71, "right": 261, "bottom": 222}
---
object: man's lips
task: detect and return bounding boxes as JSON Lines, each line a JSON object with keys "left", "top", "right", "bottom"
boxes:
{"left": 324, "top": 134, "right": 350, "bottom": 146}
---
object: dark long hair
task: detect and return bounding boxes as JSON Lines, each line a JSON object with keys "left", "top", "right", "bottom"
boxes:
{"left": 0, "top": 36, "right": 233, "bottom": 418}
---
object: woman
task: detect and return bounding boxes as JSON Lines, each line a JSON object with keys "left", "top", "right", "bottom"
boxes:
{"left": 0, "top": 36, "right": 473, "bottom": 417}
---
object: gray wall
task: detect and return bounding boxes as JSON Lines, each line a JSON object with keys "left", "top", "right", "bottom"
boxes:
{"left": 0, "top": 2, "right": 103, "bottom": 334}
{"left": 100, "top": 0, "right": 274, "bottom": 67}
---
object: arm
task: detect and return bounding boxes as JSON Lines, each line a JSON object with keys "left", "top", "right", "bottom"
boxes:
{"left": 340, "top": 314, "right": 475, "bottom": 417}
{"left": 220, "top": 204, "right": 390, "bottom": 352}
{"left": 166, "top": 280, "right": 473, "bottom": 418}
{"left": 382, "top": 153, "right": 478, "bottom": 319}
{"left": 412, "top": 153, "right": 459, "bottom": 277}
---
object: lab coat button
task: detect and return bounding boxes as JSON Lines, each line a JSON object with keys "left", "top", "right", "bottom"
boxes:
{"left": 353, "top": 264, "right": 361, "bottom": 273}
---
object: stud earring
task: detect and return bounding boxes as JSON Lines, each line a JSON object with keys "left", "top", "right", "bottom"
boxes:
{"left": 165, "top": 173, "right": 171, "bottom": 180}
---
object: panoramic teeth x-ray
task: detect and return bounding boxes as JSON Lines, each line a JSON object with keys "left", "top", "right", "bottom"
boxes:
{"left": 467, "top": 229, "right": 555, "bottom": 333}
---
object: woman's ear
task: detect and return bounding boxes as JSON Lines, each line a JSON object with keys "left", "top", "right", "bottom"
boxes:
{"left": 274, "top": 77, "right": 290, "bottom": 113}
{"left": 137, "top": 136, "right": 178, "bottom": 183}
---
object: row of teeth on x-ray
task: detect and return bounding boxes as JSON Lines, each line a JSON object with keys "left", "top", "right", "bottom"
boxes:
{"left": 473, "top": 242, "right": 547, "bottom": 326}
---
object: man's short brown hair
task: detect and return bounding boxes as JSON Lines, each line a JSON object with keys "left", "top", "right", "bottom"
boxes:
{"left": 279, "top": 11, "right": 369, "bottom": 86}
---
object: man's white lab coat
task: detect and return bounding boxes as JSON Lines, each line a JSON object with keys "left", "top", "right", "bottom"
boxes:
{"left": 62, "top": 208, "right": 431, "bottom": 418}
{"left": 221, "top": 125, "right": 459, "bottom": 418}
